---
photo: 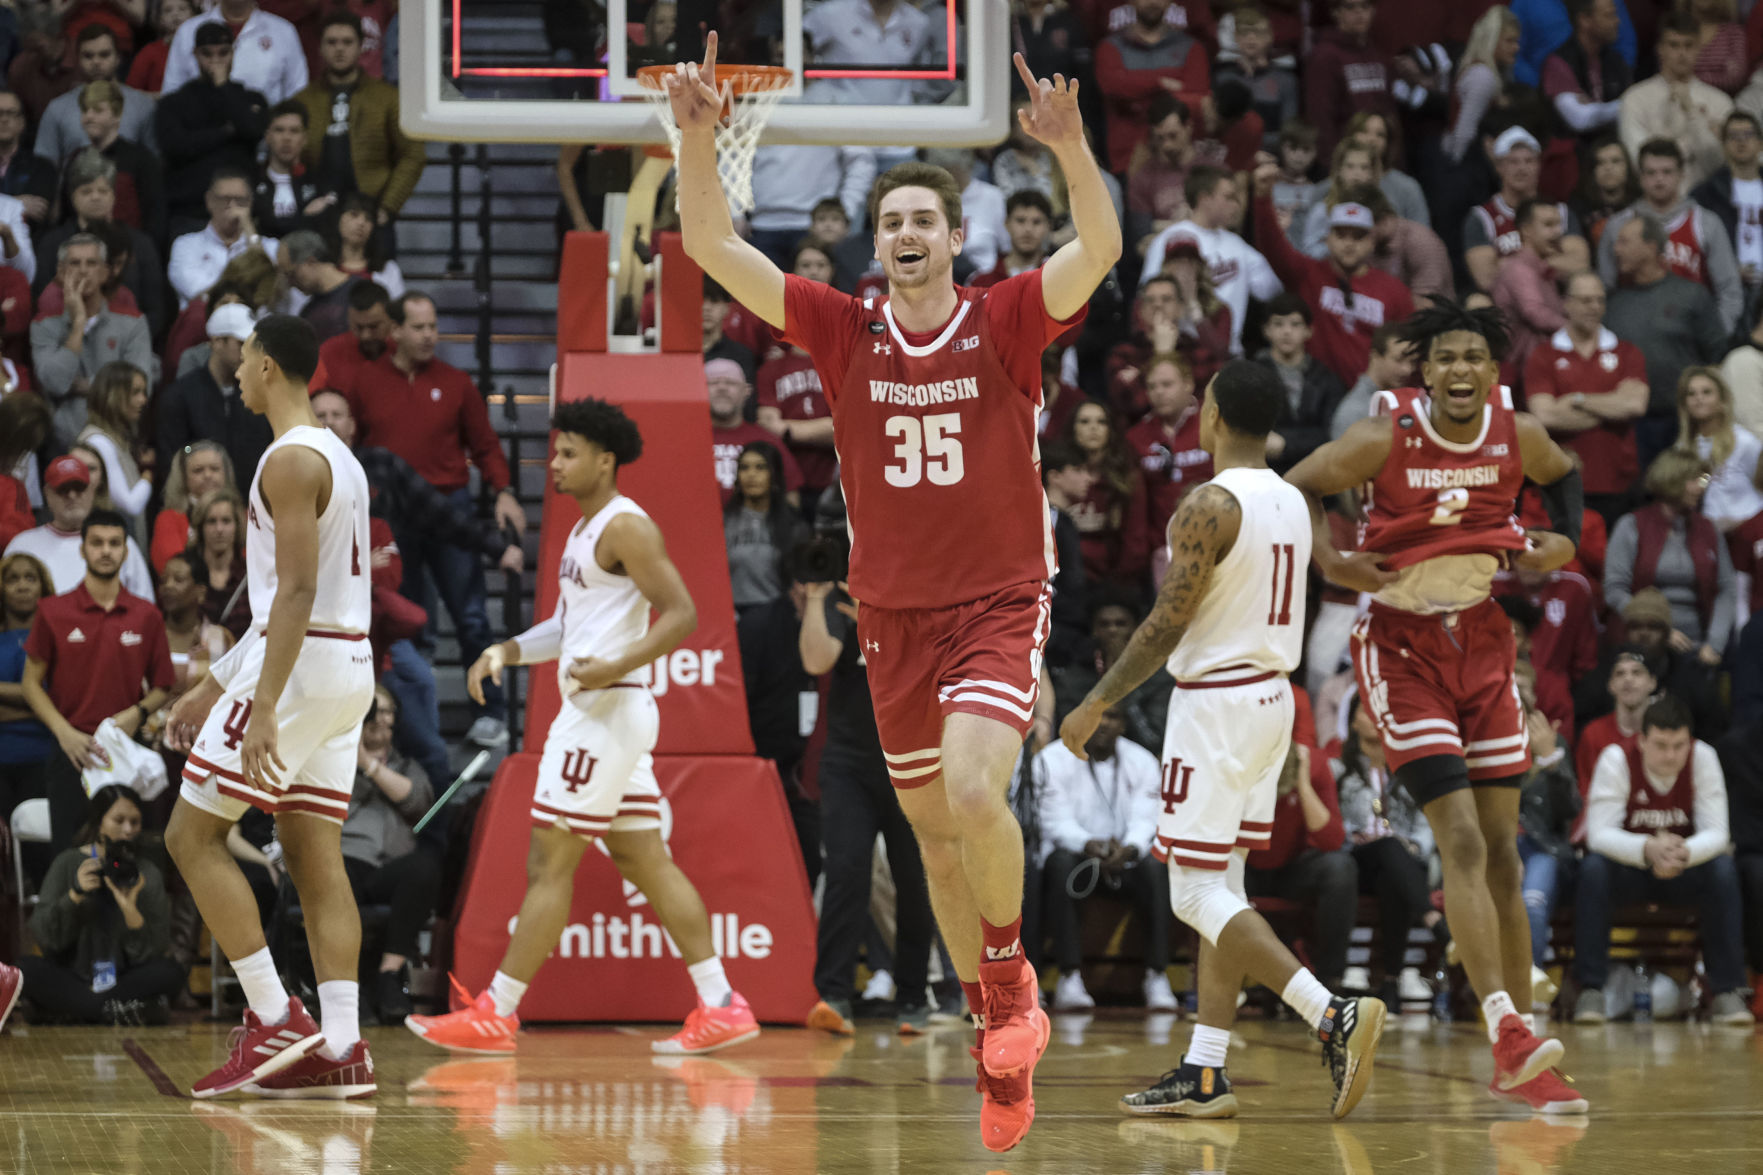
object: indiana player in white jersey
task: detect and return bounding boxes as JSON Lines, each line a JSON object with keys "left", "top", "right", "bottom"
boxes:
{"left": 1061, "top": 361, "right": 1385, "bottom": 1120}
{"left": 163, "top": 315, "right": 377, "bottom": 1099}
{"left": 405, "top": 399, "right": 760, "bottom": 1056}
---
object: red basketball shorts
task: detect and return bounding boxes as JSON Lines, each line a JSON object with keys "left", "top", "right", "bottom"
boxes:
{"left": 857, "top": 580, "right": 1051, "bottom": 789}
{"left": 1351, "top": 597, "right": 1530, "bottom": 782}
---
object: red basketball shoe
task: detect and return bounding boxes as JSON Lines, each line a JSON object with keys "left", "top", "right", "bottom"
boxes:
{"left": 405, "top": 991, "right": 519, "bottom": 1054}
{"left": 0, "top": 962, "right": 20, "bottom": 1033}
{"left": 972, "top": 1008, "right": 1050, "bottom": 1155}
{"left": 1489, "top": 1067, "right": 1589, "bottom": 1114}
{"left": 652, "top": 993, "right": 761, "bottom": 1055}
{"left": 245, "top": 1040, "right": 376, "bottom": 1099}
{"left": 1490, "top": 1014, "right": 1565, "bottom": 1091}
{"left": 979, "top": 957, "right": 1045, "bottom": 1077}
{"left": 192, "top": 998, "right": 325, "bottom": 1099}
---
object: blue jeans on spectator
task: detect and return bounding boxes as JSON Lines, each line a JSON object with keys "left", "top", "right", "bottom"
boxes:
{"left": 397, "top": 488, "right": 501, "bottom": 723}
{"left": 1573, "top": 850, "right": 1748, "bottom": 993}
{"left": 1517, "top": 834, "right": 1560, "bottom": 966}
{"left": 384, "top": 638, "right": 452, "bottom": 794}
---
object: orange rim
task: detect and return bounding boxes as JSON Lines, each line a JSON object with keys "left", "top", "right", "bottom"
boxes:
{"left": 635, "top": 64, "right": 793, "bottom": 96}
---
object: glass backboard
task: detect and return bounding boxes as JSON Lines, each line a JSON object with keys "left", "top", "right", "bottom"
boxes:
{"left": 401, "top": 0, "right": 1008, "bottom": 148}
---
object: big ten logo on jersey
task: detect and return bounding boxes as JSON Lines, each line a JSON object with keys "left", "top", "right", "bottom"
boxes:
{"left": 639, "top": 646, "right": 726, "bottom": 697}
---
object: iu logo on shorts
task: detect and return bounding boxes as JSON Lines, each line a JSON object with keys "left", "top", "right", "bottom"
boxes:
{"left": 560, "top": 750, "right": 598, "bottom": 793}
{"left": 1160, "top": 757, "right": 1194, "bottom": 814}
{"left": 221, "top": 699, "right": 253, "bottom": 751}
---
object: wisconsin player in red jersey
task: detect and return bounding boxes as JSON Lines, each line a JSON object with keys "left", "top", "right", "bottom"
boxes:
{"left": 667, "top": 38, "right": 1121, "bottom": 1153}
{"left": 1285, "top": 301, "right": 1589, "bottom": 1115}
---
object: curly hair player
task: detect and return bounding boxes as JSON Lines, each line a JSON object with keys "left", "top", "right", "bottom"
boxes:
{"left": 405, "top": 399, "right": 760, "bottom": 1057}
{"left": 1284, "top": 300, "right": 1589, "bottom": 1114}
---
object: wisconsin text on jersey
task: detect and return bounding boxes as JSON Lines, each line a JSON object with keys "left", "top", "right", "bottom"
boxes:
{"left": 1404, "top": 465, "right": 1504, "bottom": 490}
{"left": 868, "top": 378, "right": 982, "bottom": 405}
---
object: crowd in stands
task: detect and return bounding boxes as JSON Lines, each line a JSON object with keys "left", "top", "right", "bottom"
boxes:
{"left": 3, "top": 0, "right": 1763, "bottom": 1030}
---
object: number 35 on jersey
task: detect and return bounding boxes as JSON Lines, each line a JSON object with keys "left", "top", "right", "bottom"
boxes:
{"left": 884, "top": 413, "right": 965, "bottom": 487}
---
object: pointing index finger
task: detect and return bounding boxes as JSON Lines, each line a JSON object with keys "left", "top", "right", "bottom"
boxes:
{"left": 1012, "top": 51, "right": 1038, "bottom": 94}
{"left": 703, "top": 29, "right": 718, "bottom": 75}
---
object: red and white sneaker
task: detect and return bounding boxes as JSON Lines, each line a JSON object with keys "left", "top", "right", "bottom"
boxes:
{"left": 972, "top": 999, "right": 1051, "bottom": 1155}
{"left": 244, "top": 1040, "right": 376, "bottom": 1099}
{"left": 1490, "top": 1013, "right": 1565, "bottom": 1091}
{"left": 651, "top": 993, "right": 761, "bottom": 1055}
{"left": 979, "top": 957, "right": 1045, "bottom": 1078}
{"left": 405, "top": 990, "right": 519, "bottom": 1054}
{"left": 1489, "top": 1067, "right": 1589, "bottom": 1115}
{"left": 192, "top": 998, "right": 325, "bottom": 1099}
{"left": 0, "top": 962, "right": 20, "bottom": 1033}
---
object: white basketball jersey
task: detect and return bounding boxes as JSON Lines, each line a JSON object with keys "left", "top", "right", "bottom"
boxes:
{"left": 557, "top": 495, "right": 651, "bottom": 693}
{"left": 245, "top": 425, "right": 372, "bottom": 635}
{"left": 1164, "top": 467, "right": 1311, "bottom": 683}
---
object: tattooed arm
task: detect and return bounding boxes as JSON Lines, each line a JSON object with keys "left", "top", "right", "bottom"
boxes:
{"left": 1283, "top": 416, "right": 1401, "bottom": 594}
{"left": 1058, "top": 484, "right": 1241, "bottom": 760}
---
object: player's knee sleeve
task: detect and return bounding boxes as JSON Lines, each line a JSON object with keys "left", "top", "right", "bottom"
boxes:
{"left": 1169, "top": 862, "right": 1251, "bottom": 947}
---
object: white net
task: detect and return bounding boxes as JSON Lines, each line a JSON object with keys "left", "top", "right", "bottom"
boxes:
{"left": 640, "top": 71, "right": 792, "bottom": 215}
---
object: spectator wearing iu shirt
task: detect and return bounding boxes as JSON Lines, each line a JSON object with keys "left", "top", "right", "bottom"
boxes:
{"left": 293, "top": 12, "right": 424, "bottom": 227}
{"left": 167, "top": 167, "right": 279, "bottom": 308}
{"left": 1094, "top": 0, "right": 1209, "bottom": 176}
{"left": 278, "top": 229, "right": 355, "bottom": 341}
{"left": 1574, "top": 696, "right": 1754, "bottom": 1025}
{"left": 1251, "top": 162, "right": 1415, "bottom": 387}
{"left": 36, "top": 150, "right": 166, "bottom": 338}
{"left": 1139, "top": 166, "right": 1280, "bottom": 354}
{"left": 253, "top": 100, "right": 330, "bottom": 239}
{"left": 155, "top": 22, "right": 270, "bottom": 235}
{"left": 1605, "top": 212, "right": 1727, "bottom": 465}
{"left": 0, "top": 90, "right": 58, "bottom": 227}
{"left": 19, "top": 508, "right": 172, "bottom": 845}
{"left": 154, "top": 303, "right": 271, "bottom": 498}
{"left": 162, "top": 0, "right": 307, "bottom": 106}
{"left": 1597, "top": 138, "right": 1743, "bottom": 332}
{"left": 707, "top": 356, "right": 802, "bottom": 506}
{"left": 1463, "top": 127, "right": 1589, "bottom": 294}
{"left": 1542, "top": 0, "right": 1630, "bottom": 144}
{"left": 30, "top": 233, "right": 153, "bottom": 447}
{"left": 313, "top": 278, "right": 392, "bottom": 394}
{"left": 1305, "top": 0, "right": 1398, "bottom": 163}
{"left": 1251, "top": 291, "right": 1348, "bottom": 474}
{"left": 1124, "top": 351, "right": 1209, "bottom": 584}
{"left": 35, "top": 24, "right": 158, "bottom": 166}
{"left": 1693, "top": 111, "right": 1763, "bottom": 295}
{"left": 1524, "top": 271, "right": 1650, "bottom": 522}
{"left": 1619, "top": 14, "right": 1733, "bottom": 193}
{"left": 343, "top": 291, "right": 525, "bottom": 747}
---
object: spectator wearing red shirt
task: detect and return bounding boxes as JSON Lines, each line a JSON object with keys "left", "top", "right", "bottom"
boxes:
{"left": 1491, "top": 199, "right": 1568, "bottom": 390}
{"left": 20, "top": 508, "right": 173, "bottom": 845}
{"left": 1125, "top": 95, "right": 1195, "bottom": 254}
{"left": 1251, "top": 166, "right": 1415, "bottom": 386}
{"left": 1495, "top": 566, "right": 1601, "bottom": 703}
{"left": 755, "top": 245, "right": 837, "bottom": 498}
{"left": 1523, "top": 271, "right": 1650, "bottom": 524}
{"left": 343, "top": 291, "right": 524, "bottom": 748}
{"left": 1125, "top": 352, "right": 1210, "bottom": 584}
{"left": 128, "top": 0, "right": 197, "bottom": 96}
{"left": 313, "top": 280, "right": 393, "bottom": 394}
{"left": 708, "top": 357, "right": 802, "bottom": 507}
{"left": 1572, "top": 647, "right": 1657, "bottom": 840}
{"left": 1094, "top": 0, "right": 1210, "bottom": 175}
{"left": 970, "top": 190, "right": 1055, "bottom": 289}
{"left": 1305, "top": 0, "right": 1399, "bottom": 163}
{"left": 1245, "top": 685, "right": 1353, "bottom": 989}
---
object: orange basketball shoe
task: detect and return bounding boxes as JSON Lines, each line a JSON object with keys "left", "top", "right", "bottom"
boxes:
{"left": 405, "top": 991, "right": 519, "bottom": 1055}
{"left": 651, "top": 993, "right": 761, "bottom": 1055}
{"left": 1490, "top": 1014, "right": 1565, "bottom": 1091}
{"left": 972, "top": 1012, "right": 1049, "bottom": 1155}
{"left": 979, "top": 957, "right": 1047, "bottom": 1078}
{"left": 1488, "top": 1067, "right": 1589, "bottom": 1115}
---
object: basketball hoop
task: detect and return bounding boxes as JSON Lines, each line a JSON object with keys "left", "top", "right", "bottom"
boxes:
{"left": 637, "top": 64, "right": 793, "bottom": 214}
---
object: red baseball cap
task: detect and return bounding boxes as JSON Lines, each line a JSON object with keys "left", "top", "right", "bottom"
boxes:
{"left": 44, "top": 455, "right": 91, "bottom": 491}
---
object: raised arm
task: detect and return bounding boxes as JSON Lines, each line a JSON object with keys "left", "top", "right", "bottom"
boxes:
{"left": 1015, "top": 54, "right": 1121, "bottom": 321}
{"left": 1057, "top": 483, "right": 1240, "bottom": 757}
{"left": 566, "top": 513, "right": 699, "bottom": 692}
{"left": 1284, "top": 415, "right": 1400, "bottom": 593}
{"left": 666, "top": 33, "right": 786, "bottom": 328}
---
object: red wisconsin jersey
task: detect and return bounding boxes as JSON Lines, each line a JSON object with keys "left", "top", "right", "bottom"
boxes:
{"left": 1359, "top": 387, "right": 1528, "bottom": 613}
{"left": 780, "top": 272, "right": 1082, "bottom": 609}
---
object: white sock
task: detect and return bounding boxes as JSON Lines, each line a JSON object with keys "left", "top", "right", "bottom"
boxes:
{"left": 231, "top": 946, "right": 290, "bottom": 1025}
{"left": 688, "top": 957, "right": 733, "bottom": 1007}
{"left": 488, "top": 971, "right": 528, "bottom": 1018}
{"left": 1185, "top": 1024, "right": 1231, "bottom": 1069}
{"left": 1482, "top": 990, "right": 1519, "bottom": 1042}
{"left": 1281, "top": 967, "right": 1333, "bottom": 1030}
{"left": 317, "top": 980, "right": 359, "bottom": 1060}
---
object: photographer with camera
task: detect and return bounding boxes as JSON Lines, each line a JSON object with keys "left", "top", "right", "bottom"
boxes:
{"left": 798, "top": 482, "right": 935, "bottom": 1036}
{"left": 20, "top": 784, "right": 185, "bottom": 1025}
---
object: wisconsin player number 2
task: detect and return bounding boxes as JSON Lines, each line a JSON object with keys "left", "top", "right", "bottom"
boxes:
{"left": 884, "top": 413, "right": 965, "bottom": 488}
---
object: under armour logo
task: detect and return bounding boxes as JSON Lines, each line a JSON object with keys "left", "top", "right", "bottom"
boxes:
{"left": 1405, "top": 437, "right": 1423, "bottom": 448}
{"left": 873, "top": 341, "right": 892, "bottom": 356}
{"left": 865, "top": 639, "right": 879, "bottom": 654}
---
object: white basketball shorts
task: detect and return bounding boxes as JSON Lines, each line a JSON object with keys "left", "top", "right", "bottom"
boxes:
{"left": 181, "top": 631, "right": 375, "bottom": 826}
{"left": 1153, "top": 673, "right": 1294, "bottom": 870}
{"left": 532, "top": 684, "right": 663, "bottom": 838}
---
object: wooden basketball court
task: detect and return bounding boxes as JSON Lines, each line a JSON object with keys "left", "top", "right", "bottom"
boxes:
{"left": 3, "top": 1012, "right": 1758, "bottom": 1173}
